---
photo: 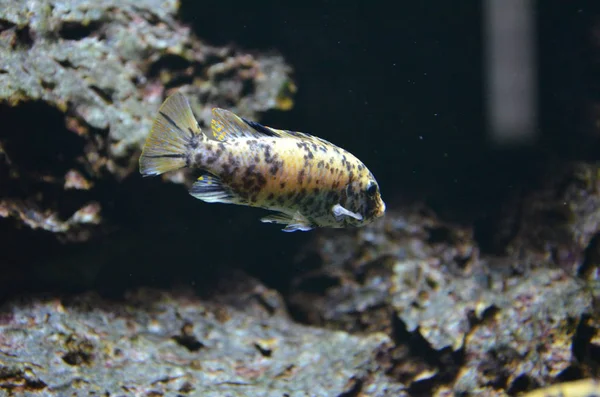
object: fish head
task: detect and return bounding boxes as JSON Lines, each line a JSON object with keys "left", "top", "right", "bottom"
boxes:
{"left": 361, "top": 178, "right": 386, "bottom": 223}
{"left": 342, "top": 173, "right": 386, "bottom": 227}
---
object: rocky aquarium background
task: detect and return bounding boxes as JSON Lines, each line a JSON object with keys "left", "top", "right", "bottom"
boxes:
{"left": 0, "top": 0, "right": 599, "bottom": 396}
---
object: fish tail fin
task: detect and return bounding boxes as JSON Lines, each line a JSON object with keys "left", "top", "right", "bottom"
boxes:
{"left": 139, "top": 92, "right": 202, "bottom": 177}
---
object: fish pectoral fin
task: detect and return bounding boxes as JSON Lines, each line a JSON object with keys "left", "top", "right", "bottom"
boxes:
{"left": 260, "top": 211, "right": 314, "bottom": 232}
{"left": 189, "top": 173, "right": 236, "bottom": 204}
{"left": 332, "top": 204, "right": 363, "bottom": 222}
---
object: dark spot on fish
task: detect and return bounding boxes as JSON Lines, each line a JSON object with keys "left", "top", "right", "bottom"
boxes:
{"left": 185, "top": 128, "right": 200, "bottom": 149}
{"left": 280, "top": 182, "right": 286, "bottom": 189}
{"left": 329, "top": 157, "right": 334, "bottom": 164}
{"left": 236, "top": 189, "right": 249, "bottom": 201}
{"left": 317, "top": 160, "right": 324, "bottom": 168}
{"left": 221, "top": 164, "right": 232, "bottom": 179}
{"left": 347, "top": 184, "right": 354, "bottom": 196}
{"left": 348, "top": 172, "right": 354, "bottom": 182}
{"left": 316, "top": 179, "right": 320, "bottom": 185}
{"left": 245, "top": 164, "right": 256, "bottom": 176}
{"left": 194, "top": 152, "right": 204, "bottom": 165}
{"left": 295, "top": 188, "right": 307, "bottom": 203}
{"left": 263, "top": 144, "right": 274, "bottom": 163}
{"left": 325, "top": 163, "right": 330, "bottom": 170}
{"left": 227, "top": 153, "right": 235, "bottom": 166}
{"left": 267, "top": 193, "right": 275, "bottom": 201}
{"left": 332, "top": 181, "right": 340, "bottom": 189}
{"left": 277, "top": 196, "right": 286, "bottom": 205}
{"left": 297, "top": 169, "right": 305, "bottom": 185}
{"left": 252, "top": 184, "right": 263, "bottom": 194}
{"left": 269, "top": 162, "right": 281, "bottom": 175}
{"left": 357, "top": 164, "right": 364, "bottom": 172}
{"left": 256, "top": 173, "right": 267, "bottom": 187}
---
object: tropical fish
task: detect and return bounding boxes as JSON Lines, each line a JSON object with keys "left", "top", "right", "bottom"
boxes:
{"left": 139, "top": 91, "right": 386, "bottom": 232}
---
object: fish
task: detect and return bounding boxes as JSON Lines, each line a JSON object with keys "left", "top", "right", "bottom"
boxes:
{"left": 139, "top": 91, "right": 386, "bottom": 232}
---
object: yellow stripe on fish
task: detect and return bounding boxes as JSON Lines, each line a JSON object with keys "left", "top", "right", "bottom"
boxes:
{"left": 139, "top": 91, "right": 386, "bottom": 232}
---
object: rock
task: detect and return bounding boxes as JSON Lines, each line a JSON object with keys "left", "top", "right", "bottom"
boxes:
{"left": 0, "top": 286, "right": 405, "bottom": 396}
{"left": 288, "top": 206, "right": 600, "bottom": 395}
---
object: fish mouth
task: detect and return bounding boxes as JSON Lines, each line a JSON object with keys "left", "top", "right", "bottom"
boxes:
{"left": 375, "top": 200, "right": 386, "bottom": 218}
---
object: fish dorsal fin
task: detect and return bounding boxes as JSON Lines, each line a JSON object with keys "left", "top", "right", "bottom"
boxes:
{"left": 211, "top": 108, "right": 335, "bottom": 148}
{"left": 270, "top": 127, "right": 336, "bottom": 148}
{"left": 211, "top": 108, "right": 278, "bottom": 141}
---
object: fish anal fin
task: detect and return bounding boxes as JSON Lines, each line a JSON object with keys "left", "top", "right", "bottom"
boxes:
{"left": 261, "top": 211, "right": 314, "bottom": 232}
{"left": 189, "top": 174, "right": 236, "bottom": 204}
{"left": 282, "top": 223, "right": 314, "bottom": 232}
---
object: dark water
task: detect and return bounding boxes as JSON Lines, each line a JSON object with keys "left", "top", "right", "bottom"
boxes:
{"left": 2, "top": 0, "right": 599, "bottom": 298}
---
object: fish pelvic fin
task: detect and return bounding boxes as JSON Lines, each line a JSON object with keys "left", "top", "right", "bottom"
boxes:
{"left": 139, "top": 92, "right": 202, "bottom": 177}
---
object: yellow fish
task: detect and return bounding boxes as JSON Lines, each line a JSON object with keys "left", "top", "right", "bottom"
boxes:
{"left": 139, "top": 92, "right": 386, "bottom": 232}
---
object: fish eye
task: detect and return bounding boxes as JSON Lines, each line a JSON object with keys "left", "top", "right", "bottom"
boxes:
{"left": 366, "top": 181, "right": 378, "bottom": 196}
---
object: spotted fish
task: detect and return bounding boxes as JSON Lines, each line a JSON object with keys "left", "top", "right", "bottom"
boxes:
{"left": 139, "top": 91, "right": 386, "bottom": 232}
